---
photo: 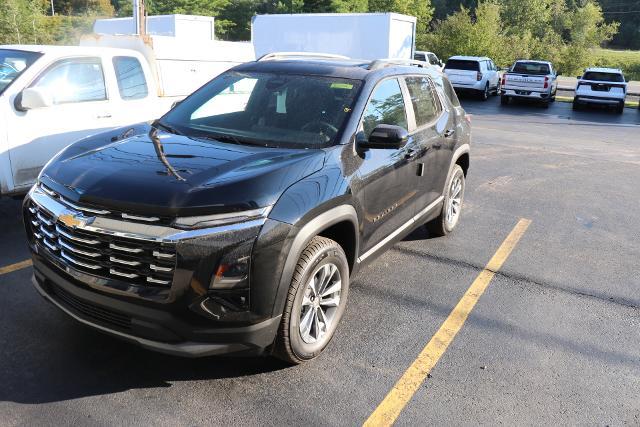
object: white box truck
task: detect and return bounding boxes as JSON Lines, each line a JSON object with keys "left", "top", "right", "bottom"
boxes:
{"left": 252, "top": 13, "right": 416, "bottom": 60}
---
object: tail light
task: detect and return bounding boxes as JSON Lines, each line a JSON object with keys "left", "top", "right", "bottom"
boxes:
{"left": 544, "top": 76, "right": 549, "bottom": 89}
{"left": 477, "top": 72, "right": 483, "bottom": 81}
{"left": 501, "top": 75, "right": 506, "bottom": 86}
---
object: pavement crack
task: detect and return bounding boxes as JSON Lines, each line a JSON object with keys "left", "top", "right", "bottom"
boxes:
{"left": 392, "top": 245, "right": 640, "bottom": 312}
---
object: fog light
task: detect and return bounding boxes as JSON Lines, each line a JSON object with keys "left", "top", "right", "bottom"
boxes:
{"left": 210, "top": 255, "right": 249, "bottom": 289}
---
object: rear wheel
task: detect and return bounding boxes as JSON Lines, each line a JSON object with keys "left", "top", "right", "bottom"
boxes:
{"left": 478, "top": 83, "right": 489, "bottom": 101}
{"left": 273, "top": 236, "right": 349, "bottom": 364}
{"left": 427, "top": 164, "right": 465, "bottom": 237}
{"left": 615, "top": 102, "right": 624, "bottom": 114}
{"left": 500, "top": 94, "right": 510, "bottom": 106}
{"left": 572, "top": 100, "right": 581, "bottom": 111}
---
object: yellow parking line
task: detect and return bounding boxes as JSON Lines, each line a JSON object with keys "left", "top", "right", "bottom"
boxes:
{"left": 363, "top": 218, "right": 532, "bottom": 427}
{"left": 0, "top": 259, "right": 32, "bottom": 276}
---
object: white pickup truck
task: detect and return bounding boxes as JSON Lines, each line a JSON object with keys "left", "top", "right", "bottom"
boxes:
{"left": 500, "top": 60, "right": 558, "bottom": 107}
{"left": 0, "top": 45, "right": 174, "bottom": 196}
{"left": 0, "top": 38, "right": 253, "bottom": 196}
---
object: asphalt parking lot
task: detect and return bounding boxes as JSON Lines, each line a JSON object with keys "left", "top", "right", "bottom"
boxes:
{"left": 1, "top": 97, "right": 639, "bottom": 426}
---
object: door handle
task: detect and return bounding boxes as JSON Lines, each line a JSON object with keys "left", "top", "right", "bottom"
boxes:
{"left": 444, "top": 129, "right": 455, "bottom": 138}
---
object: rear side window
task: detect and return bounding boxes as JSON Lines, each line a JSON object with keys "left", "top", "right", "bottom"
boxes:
{"left": 405, "top": 76, "right": 440, "bottom": 127}
{"left": 442, "top": 77, "right": 461, "bottom": 107}
{"left": 362, "top": 78, "right": 408, "bottom": 138}
{"left": 445, "top": 60, "right": 479, "bottom": 71}
{"left": 113, "top": 56, "right": 148, "bottom": 100}
{"left": 414, "top": 53, "right": 426, "bottom": 62}
{"left": 582, "top": 72, "right": 624, "bottom": 82}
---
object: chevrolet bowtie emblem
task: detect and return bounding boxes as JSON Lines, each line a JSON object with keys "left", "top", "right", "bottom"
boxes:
{"left": 58, "top": 211, "right": 90, "bottom": 228}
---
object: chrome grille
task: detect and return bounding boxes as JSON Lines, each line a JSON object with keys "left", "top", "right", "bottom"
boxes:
{"left": 28, "top": 200, "right": 176, "bottom": 288}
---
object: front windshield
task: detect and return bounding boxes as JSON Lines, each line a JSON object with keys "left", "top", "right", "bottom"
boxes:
{"left": 162, "top": 71, "right": 362, "bottom": 148}
{"left": 0, "top": 49, "right": 42, "bottom": 95}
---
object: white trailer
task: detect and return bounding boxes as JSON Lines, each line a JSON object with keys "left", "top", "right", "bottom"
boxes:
{"left": 251, "top": 13, "right": 416, "bottom": 60}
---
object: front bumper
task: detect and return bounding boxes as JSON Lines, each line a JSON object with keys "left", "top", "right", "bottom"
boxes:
{"left": 32, "top": 258, "right": 281, "bottom": 357}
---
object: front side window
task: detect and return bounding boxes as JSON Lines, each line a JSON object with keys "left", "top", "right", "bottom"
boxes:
{"left": 113, "top": 56, "right": 148, "bottom": 100}
{"left": 33, "top": 58, "right": 106, "bottom": 104}
{"left": 428, "top": 54, "right": 439, "bottom": 65}
{"left": 362, "top": 78, "right": 408, "bottom": 138}
{"left": 162, "top": 71, "right": 362, "bottom": 148}
{"left": 405, "top": 76, "right": 440, "bottom": 127}
{"left": 0, "top": 49, "right": 42, "bottom": 95}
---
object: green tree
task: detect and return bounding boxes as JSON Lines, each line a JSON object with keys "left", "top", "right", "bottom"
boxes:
{"left": 0, "top": 0, "right": 46, "bottom": 44}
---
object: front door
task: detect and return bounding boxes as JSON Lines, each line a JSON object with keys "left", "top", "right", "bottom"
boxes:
{"left": 8, "top": 56, "right": 114, "bottom": 190}
{"left": 354, "top": 77, "right": 422, "bottom": 255}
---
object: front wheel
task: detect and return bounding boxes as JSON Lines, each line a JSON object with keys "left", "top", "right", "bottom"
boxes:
{"left": 273, "top": 236, "right": 349, "bottom": 364}
{"left": 427, "top": 164, "right": 465, "bottom": 237}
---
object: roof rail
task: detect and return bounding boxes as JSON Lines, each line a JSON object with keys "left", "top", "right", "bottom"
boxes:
{"left": 257, "top": 52, "right": 351, "bottom": 62}
{"left": 368, "top": 58, "right": 430, "bottom": 70}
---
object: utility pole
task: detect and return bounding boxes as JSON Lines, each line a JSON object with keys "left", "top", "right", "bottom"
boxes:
{"left": 133, "top": 0, "right": 147, "bottom": 35}
{"left": 50, "top": 0, "right": 54, "bottom": 15}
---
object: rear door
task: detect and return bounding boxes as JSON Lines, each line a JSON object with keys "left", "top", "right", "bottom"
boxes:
{"left": 7, "top": 56, "right": 114, "bottom": 190}
{"left": 355, "top": 77, "right": 422, "bottom": 254}
{"left": 444, "top": 59, "right": 479, "bottom": 85}
{"left": 403, "top": 75, "right": 454, "bottom": 210}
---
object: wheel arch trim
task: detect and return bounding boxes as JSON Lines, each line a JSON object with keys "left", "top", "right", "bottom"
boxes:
{"left": 270, "top": 204, "right": 359, "bottom": 317}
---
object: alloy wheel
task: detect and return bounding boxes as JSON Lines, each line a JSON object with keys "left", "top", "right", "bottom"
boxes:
{"left": 299, "top": 262, "right": 342, "bottom": 344}
{"left": 445, "top": 174, "right": 463, "bottom": 228}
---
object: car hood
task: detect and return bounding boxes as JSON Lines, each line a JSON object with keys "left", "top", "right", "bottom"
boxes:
{"left": 41, "top": 124, "right": 326, "bottom": 217}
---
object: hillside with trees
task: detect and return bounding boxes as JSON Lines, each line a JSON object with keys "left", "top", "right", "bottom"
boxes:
{"left": 1, "top": 0, "right": 638, "bottom": 77}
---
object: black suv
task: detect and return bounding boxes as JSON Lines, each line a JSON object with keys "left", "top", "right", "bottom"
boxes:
{"left": 24, "top": 55, "right": 471, "bottom": 363}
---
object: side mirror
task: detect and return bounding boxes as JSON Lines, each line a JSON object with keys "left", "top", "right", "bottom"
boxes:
{"left": 18, "top": 88, "right": 53, "bottom": 110}
{"left": 576, "top": 76, "right": 582, "bottom": 79}
{"left": 359, "top": 124, "right": 409, "bottom": 150}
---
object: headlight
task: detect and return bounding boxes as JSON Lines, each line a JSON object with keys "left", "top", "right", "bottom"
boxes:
{"left": 172, "top": 206, "right": 272, "bottom": 230}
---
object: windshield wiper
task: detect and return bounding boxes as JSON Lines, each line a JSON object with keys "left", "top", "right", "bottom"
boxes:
{"left": 152, "top": 119, "right": 182, "bottom": 136}
{"left": 196, "top": 132, "right": 266, "bottom": 147}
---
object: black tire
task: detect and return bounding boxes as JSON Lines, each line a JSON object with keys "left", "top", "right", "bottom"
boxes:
{"left": 479, "top": 83, "right": 489, "bottom": 101}
{"left": 541, "top": 99, "right": 550, "bottom": 109}
{"left": 427, "top": 164, "right": 465, "bottom": 237}
{"left": 500, "top": 94, "right": 510, "bottom": 106}
{"left": 615, "top": 102, "right": 624, "bottom": 114}
{"left": 572, "top": 100, "right": 581, "bottom": 111}
{"left": 273, "top": 236, "right": 349, "bottom": 364}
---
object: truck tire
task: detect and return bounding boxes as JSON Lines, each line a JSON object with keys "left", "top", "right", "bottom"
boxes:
{"left": 427, "top": 164, "right": 465, "bottom": 237}
{"left": 572, "top": 100, "right": 581, "bottom": 111}
{"left": 500, "top": 95, "right": 510, "bottom": 106}
{"left": 273, "top": 236, "right": 349, "bottom": 364}
{"left": 615, "top": 102, "right": 624, "bottom": 114}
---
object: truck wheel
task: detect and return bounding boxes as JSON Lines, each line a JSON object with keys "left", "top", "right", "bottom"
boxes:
{"left": 479, "top": 83, "right": 489, "bottom": 101}
{"left": 273, "top": 236, "right": 349, "bottom": 364}
{"left": 572, "top": 100, "right": 581, "bottom": 111}
{"left": 541, "top": 100, "right": 550, "bottom": 109}
{"left": 427, "top": 164, "right": 465, "bottom": 237}
{"left": 615, "top": 102, "right": 624, "bottom": 114}
{"left": 500, "top": 95, "right": 510, "bottom": 106}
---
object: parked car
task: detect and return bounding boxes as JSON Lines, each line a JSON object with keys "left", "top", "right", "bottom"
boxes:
{"left": 573, "top": 67, "right": 627, "bottom": 114}
{"left": 24, "top": 54, "right": 471, "bottom": 363}
{"left": 414, "top": 51, "right": 443, "bottom": 71}
{"left": 500, "top": 60, "right": 558, "bottom": 107}
{"left": 443, "top": 55, "right": 500, "bottom": 100}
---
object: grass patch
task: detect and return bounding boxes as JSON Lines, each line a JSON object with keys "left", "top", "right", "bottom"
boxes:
{"left": 555, "top": 95, "right": 639, "bottom": 108}
{"left": 592, "top": 48, "right": 640, "bottom": 81}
